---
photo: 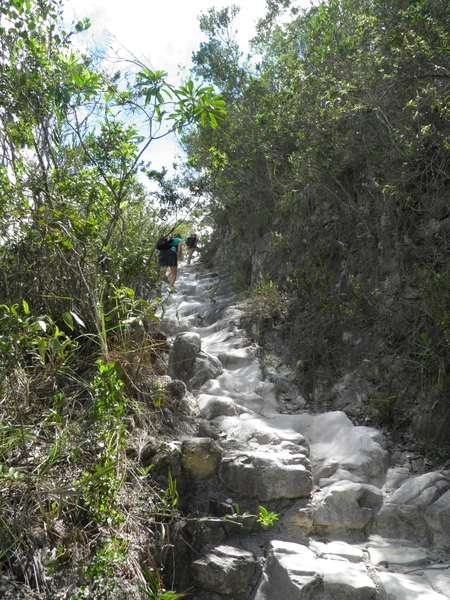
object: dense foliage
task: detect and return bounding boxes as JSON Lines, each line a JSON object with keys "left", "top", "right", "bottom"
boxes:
{"left": 0, "top": 0, "right": 225, "bottom": 596}
{"left": 182, "top": 0, "right": 450, "bottom": 420}
{"left": 1, "top": 0, "right": 450, "bottom": 595}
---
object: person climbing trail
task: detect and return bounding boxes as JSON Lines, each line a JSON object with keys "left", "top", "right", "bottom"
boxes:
{"left": 158, "top": 232, "right": 183, "bottom": 292}
{"left": 186, "top": 232, "right": 200, "bottom": 265}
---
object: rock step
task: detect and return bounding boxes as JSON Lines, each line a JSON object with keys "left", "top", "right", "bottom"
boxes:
{"left": 161, "top": 263, "right": 450, "bottom": 599}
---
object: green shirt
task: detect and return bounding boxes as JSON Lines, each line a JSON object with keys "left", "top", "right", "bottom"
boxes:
{"left": 171, "top": 237, "right": 182, "bottom": 253}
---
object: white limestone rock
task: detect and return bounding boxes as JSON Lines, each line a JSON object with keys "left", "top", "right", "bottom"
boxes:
{"left": 313, "top": 480, "right": 383, "bottom": 530}
{"left": 424, "top": 489, "right": 450, "bottom": 548}
{"left": 214, "top": 414, "right": 309, "bottom": 447}
{"left": 382, "top": 466, "right": 411, "bottom": 492}
{"left": 378, "top": 571, "right": 448, "bottom": 599}
{"left": 390, "top": 472, "right": 449, "bottom": 509}
{"left": 311, "top": 540, "right": 365, "bottom": 563}
{"left": 253, "top": 541, "right": 376, "bottom": 600}
{"left": 377, "top": 472, "right": 450, "bottom": 540}
{"left": 213, "top": 346, "right": 255, "bottom": 368}
{"left": 218, "top": 448, "right": 313, "bottom": 501}
{"left": 200, "top": 362, "right": 266, "bottom": 396}
{"left": 196, "top": 393, "right": 244, "bottom": 420}
{"left": 168, "top": 331, "right": 223, "bottom": 389}
{"left": 368, "top": 545, "right": 428, "bottom": 567}
{"left": 191, "top": 545, "right": 256, "bottom": 595}
{"left": 302, "top": 411, "right": 389, "bottom": 486}
{"left": 423, "top": 566, "right": 450, "bottom": 599}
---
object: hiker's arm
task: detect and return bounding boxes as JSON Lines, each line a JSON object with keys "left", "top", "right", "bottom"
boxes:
{"left": 177, "top": 242, "right": 183, "bottom": 260}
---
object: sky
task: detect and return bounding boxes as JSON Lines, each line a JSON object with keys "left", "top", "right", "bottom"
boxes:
{"left": 63, "top": 0, "right": 271, "bottom": 173}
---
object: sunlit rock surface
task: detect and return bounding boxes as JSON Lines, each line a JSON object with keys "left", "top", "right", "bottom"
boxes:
{"left": 161, "top": 259, "right": 450, "bottom": 599}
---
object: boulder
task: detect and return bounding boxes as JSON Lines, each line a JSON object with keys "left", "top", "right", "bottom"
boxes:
{"left": 423, "top": 565, "right": 450, "bottom": 597}
{"left": 140, "top": 437, "right": 161, "bottom": 468}
{"left": 168, "top": 332, "right": 223, "bottom": 390}
{"left": 191, "top": 545, "right": 256, "bottom": 595}
{"left": 211, "top": 414, "right": 310, "bottom": 447}
{"left": 180, "top": 437, "right": 223, "bottom": 479}
{"left": 165, "top": 379, "right": 187, "bottom": 400}
{"left": 378, "top": 571, "right": 448, "bottom": 600}
{"left": 168, "top": 332, "right": 201, "bottom": 379}
{"left": 218, "top": 449, "right": 312, "bottom": 501}
{"left": 303, "top": 411, "right": 389, "bottom": 486}
{"left": 311, "top": 540, "right": 365, "bottom": 563}
{"left": 389, "top": 472, "right": 449, "bottom": 509}
{"left": 377, "top": 471, "right": 450, "bottom": 539}
{"left": 280, "top": 503, "right": 315, "bottom": 538}
{"left": 253, "top": 540, "right": 377, "bottom": 600}
{"left": 368, "top": 545, "right": 428, "bottom": 567}
{"left": 413, "top": 398, "right": 450, "bottom": 446}
{"left": 424, "top": 489, "right": 450, "bottom": 548}
{"left": 313, "top": 480, "right": 383, "bottom": 530}
{"left": 187, "top": 351, "right": 223, "bottom": 389}
{"left": 382, "top": 466, "right": 411, "bottom": 492}
{"left": 197, "top": 393, "right": 243, "bottom": 420}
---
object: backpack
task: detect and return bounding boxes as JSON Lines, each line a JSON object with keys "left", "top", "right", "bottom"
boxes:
{"left": 156, "top": 236, "right": 174, "bottom": 251}
{"left": 186, "top": 235, "right": 196, "bottom": 248}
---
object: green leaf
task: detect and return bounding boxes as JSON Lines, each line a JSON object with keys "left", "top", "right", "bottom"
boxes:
{"left": 62, "top": 312, "right": 74, "bottom": 330}
{"left": 209, "top": 113, "right": 217, "bottom": 128}
{"left": 48, "top": 338, "right": 62, "bottom": 352}
{"left": 38, "top": 338, "right": 47, "bottom": 363}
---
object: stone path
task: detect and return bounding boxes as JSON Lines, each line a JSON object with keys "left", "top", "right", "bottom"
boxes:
{"left": 157, "top": 259, "right": 450, "bottom": 600}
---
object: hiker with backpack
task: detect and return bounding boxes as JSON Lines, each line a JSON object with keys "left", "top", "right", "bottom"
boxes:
{"left": 186, "top": 232, "right": 200, "bottom": 265}
{"left": 157, "top": 232, "right": 183, "bottom": 291}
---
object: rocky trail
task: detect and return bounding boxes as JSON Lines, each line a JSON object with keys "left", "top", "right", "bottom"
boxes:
{"left": 155, "top": 257, "right": 450, "bottom": 600}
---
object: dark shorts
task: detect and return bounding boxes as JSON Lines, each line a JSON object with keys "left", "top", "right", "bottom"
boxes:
{"left": 158, "top": 249, "right": 177, "bottom": 267}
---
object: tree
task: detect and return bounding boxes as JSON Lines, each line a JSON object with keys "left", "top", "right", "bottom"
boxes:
{"left": 0, "top": 1, "right": 228, "bottom": 589}
{"left": 182, "top": 0, "right": 450, "bottom": 398}
{"left": 0, "top": 0, "right": 226, "bottom": 333}
{"left": 192, "top": 5, "right": 248, "bottom": 97}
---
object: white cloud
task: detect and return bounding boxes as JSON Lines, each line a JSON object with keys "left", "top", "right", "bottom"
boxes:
{"left": 64, "top": 0, "right": 270, "bottom": 173}
{"left": 65, "top": 0, "right": 267, "bottom": 74}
